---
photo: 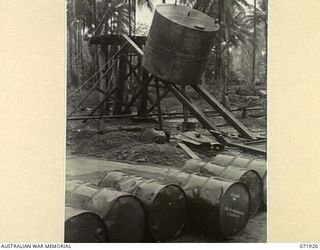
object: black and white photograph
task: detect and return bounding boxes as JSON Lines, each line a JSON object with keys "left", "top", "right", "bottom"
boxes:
{"left": 65, "top": 0, "right": 268, "bottom": 243}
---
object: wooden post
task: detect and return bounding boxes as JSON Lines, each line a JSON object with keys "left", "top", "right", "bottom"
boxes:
{"left": 103, "top": 44, "right": 112, "bottom": 113}
{"left": 114, "top": 52, "right": 126, "bottom": 114}
{"left": 135, "top": 57, "right": 142, "bottom": 111}
{"left": 110, "top": 44, "right": 118, "bottom": 111}
{"left": 98, "top": 45, "right": 108, "bottom": 113}
{"left": 181, "top": 85, "right": 188, "bottom": 124}
{"left": 123, "top": 56, "right": 129, "bottom": 109}
{"left": 138, "top": 68, "right": 149, "bottom": 114}
{"left": 155, "top": 79, "right": 163, "bottom": 130}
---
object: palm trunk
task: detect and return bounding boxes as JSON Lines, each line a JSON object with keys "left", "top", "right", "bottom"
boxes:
{"left": 214, "top": 0, "right": 223, "bottom": 81}
{"left": 93, "top": 0, "right": 100, "bottom": 82}
{"left": 67, "top": 17, "right": 73, "bottom": 85}
{"left": 133, "top": 0, "right": 136, "bottom": 35}
{"left": 264, "top": 21, "right": 268, "bottom": 85}
{"left": 76, "top": 20, "right": 80, "bottom": 84}
{"left": 129, "top": 0, "right": 132, "bottom": 35}
{"left": 225, "top": 29, "right": 230, "bottom": 92}
{"left": 79, "top": 20, "right": 84, "bottom": 82}
{"left": 251, "top": 0, "right": 257, "bottom": 89}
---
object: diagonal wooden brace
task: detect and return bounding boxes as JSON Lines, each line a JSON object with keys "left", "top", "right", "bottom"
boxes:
{"left": 163, "top": 82, "right": 219, "bottom": 132}
{"left": 192, "top": 85, "right": 257, "bottom": 140}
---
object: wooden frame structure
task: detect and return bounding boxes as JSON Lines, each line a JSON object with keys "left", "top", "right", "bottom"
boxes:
{"left": 68, "top": 34, "right": 261, "bottom": 144}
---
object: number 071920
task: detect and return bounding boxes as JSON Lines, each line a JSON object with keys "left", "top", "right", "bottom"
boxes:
{"left": 300, "top": 244, "right": 319, "bottom": 248}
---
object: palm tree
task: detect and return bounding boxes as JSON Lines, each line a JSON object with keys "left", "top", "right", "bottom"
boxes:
{"left": 251, "top": 0, "right": 257, "bottom": 88}
{"left": 188, "top": 0, "right": 250, "bottom": 84}
{"left": 245, "top": 0, "right": 268, "bottom": 85}
{"left": 259, "top": 0, "right": 268, "bottom": 84}
{"left": 137, "top": 0, "right": 154, "bottom": 12}
{"left": 67, "top": 0, "right": 74, "bottom": 84}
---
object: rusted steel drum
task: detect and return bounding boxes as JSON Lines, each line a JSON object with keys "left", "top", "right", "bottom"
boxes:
{"left": 65, "top": 180, "right": 145, "bottom": 242}
{"left": 183, "top": 159, "right": 262, "bottom": 217}
{"left": 212, "top": 154, "right": 267, "bottom": 206}
{"left": 116, "top": 168, "right": 250, "bottom": 239}
{"left": 98, "top": 171, "right": 187, "bottom": 242}
{"left": 142, "top": 4, "right": 219, "bottom": 85}
{"left": 64, "top": 206, "right": 109, "bottom": 243}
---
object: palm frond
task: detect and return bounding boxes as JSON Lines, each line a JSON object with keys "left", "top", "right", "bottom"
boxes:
{"left": 137, "top": 0, "right": 154, "bottom": 12}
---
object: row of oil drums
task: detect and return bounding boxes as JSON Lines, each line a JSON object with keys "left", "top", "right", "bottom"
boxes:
{"left": 65, "top": 154, "right": 266, "bottom": 243}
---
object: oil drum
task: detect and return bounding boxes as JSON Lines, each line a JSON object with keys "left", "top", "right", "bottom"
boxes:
{"left": 212, "top": 154, "right": 267, "bottom": 206}
{"left": 65, "top": 180, "right": 145, "bottom": 242}
{"left": 142, "top": 4, "right": 219, "bottom": 85}
{"left": 99, "top": 171, "right": 187, "bottom": 242}
{"left": 183, "top": 159, "right": 262, "bottom": 217}
{"left": 116, "top": 168, "right": 250, "bottom": 239}
{"left": 64, "top": 206, "right": 109, "bottom": 243}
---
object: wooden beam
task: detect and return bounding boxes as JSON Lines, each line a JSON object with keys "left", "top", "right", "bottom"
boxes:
{"left": 121, "top": 34, "right": 144, "bottom": 58}
{"left": 68, "top": 58, "right": 118, "bottom": 117}
{"left": 155, "top": 79, "right": 163, "bottom": 130}
{"left": 211, "top": 131, "right": 266, "bottom": 156}
{"left": 177, "top": 143, "right": 201, "bottom": 160}
{"left": 83, "top": 88, "right": 117, "bottom": 122}
{"left": 181, "top": 85, "right": 188, "bottom": 123}
{"left": 163, "top": 82, "right": 220, "bottom": 132}
{"left": 139, "top": 68, "right": 149, "bottom": 114}
{"left": 90, "top": 34, "right": 147, "bottom": 46}
{"left": 192, "top": 85, "right": 257, "bottom": 140}
{"left": 95, "top": 87, "right": 109, "bottom": 96}
{"left": 147, "top": 88, "right": 169, "bottom": 114}
{"left": 114, "top": 54, "right": 127, "bottom": 114}
{"left": 122, "top": 74, "right": 153, "bottom": 114}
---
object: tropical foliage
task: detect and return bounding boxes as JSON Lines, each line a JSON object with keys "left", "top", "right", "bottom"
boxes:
{"left": 67, "top": 0, "right": 268, "bottom": 91}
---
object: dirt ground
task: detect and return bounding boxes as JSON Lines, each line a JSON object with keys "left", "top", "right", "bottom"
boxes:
{"left": 66, "top": 86, "right": 267, "bottom": 242}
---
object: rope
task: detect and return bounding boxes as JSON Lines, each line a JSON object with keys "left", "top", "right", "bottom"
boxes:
{"left": 67, "top": 61, "right": 108, "bottom": 98}
{"left": 67, "top": 58, "right": 119, "bottom": 117}
{"left": 67, "top": 41, "right": 128, "bottom": 98}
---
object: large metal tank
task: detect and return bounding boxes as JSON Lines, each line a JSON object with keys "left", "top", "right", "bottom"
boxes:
{"left": 116, "top": 168, "right": 250, "bottom": 239}
{"left": 183, "top": 159, "right": 263, "bottom": 217}
{"left": 212, "top": 154, "right": 267, "bottom": 207}
{"left": 99, "top": 171, "right": 187, "bottom": 242}
{"left": 64, "top": 206, "right": 109, "bottom": 243}
{"left": 65, "top": 180, "right": 146, "bottom": 242}
{"left": 142, "top": 4, "right": 219, "bottom": 85}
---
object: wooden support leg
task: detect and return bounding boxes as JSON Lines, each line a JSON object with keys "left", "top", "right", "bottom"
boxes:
{"left": 163, "top": 82, "right": 219, "bottom": 132}
{"left": 122, "top": 74, "right": 153, "bottom": 114}
{"left": 155, "top": 79, "right": 163, "bottom": 130}
{"left": 147, "top": 88, "right": 169, "bottom": 114}
{"left": 181, "top": 85, "right": 188, "bottom": 124}
{"left": 82, "top": 87, "right": 117, "bottom": 123}
{"left": 192, "top": 85, "right": 257, "bottom": 140}
{"left": 68, "top": 59, "right": 118, "bottom": 117}
{"left": 98, "top": 45, "right": 108, "bottom": 112}
{"left": 114, "top": 54, "right": 126, "bottom": 114}
{"left": 138, "top": 68, "right": 149, "bottom": 115}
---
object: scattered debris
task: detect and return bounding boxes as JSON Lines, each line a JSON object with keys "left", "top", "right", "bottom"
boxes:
{"left": 182, "top": 121, "right": 198, "bottom": 131}
{"left": 136, "top": 158, "right": 146, "bottom": 162}
{"left": 139, "top": 128, "right": 169, "bottom": 144}
{"left": 177, "top": 142, "right": 201, "bottom": 160}
{"left": 176, "top": 131, "right": 224, "bottom": 152}
{"left": 103, "top": 125, "right": 143, "bottom": 134}
{"left": 258, "top": 89, "right": 267, "bottom": 97}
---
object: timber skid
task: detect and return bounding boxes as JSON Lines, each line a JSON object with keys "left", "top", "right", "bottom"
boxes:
{"left": 67, "top": 34, "right": 265, "bottom": 155}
